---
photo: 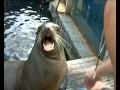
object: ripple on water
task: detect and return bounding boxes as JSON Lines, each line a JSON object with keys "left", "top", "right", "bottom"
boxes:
{"left": 20, "top": 8, "right": 26, "bottom": 12}
{"left": 4, "top": 3, "right": 49, "bottom": 61}
{"left": 27, "top": 6, "right": 32, "bottom": 9}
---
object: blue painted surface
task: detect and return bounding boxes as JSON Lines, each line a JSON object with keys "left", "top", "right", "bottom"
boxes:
{"left": 79, "top": 0, "right": 105, "bottom": 38}
{"left": 71, "top": 0, "right": 106, "bottom": 56}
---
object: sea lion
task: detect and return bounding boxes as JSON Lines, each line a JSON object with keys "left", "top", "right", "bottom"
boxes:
{"left": 15, "top": 22, "right": 68, "bottom": 90}
{"left": 4, "top": 61, "right": 24, "bottom": 90}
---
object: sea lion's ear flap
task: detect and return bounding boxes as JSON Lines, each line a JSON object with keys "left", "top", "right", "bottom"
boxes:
{"left": 54, "top": 24, "right": 59, "bottom": 29}
{"left": 36, "top": 24, "right": 43, "bottom": 35}
{"left": 53, "top": 24, "right": 60, "bottom": 33}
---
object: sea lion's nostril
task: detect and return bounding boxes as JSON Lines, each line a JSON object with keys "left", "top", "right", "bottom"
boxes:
{"left": 45, "top": 28, "right": 53, "bottom": 36}
{"left": 46, "top": 33, "right": 50, "bottom": 37}
{"left": 46, "top": 28, "right": 49, "bottom": 31}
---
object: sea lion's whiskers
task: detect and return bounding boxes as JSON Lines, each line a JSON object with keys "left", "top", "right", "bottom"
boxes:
{"left": 55, "top": 37, "right": 61, "bottom": 53}
{"left": 55, "top": 35, "right": 67, "bottom": 53}
{"left": 36, "top": 37, "right": 40, "bottom": 45}
{"left": 36, "top": 32, "right": 42, "bottom": 45}
{"left": 55, "top": 36, "right": 65, "bottom": 48}
{"left": 56, "top": 34, "right": 72, "bottom": 49}
{"left": 38, "top": 33, "right": 42, "bottom": 42}
{"left": 55, "top": 34, "right": 71, "bottom": 56}
{"left": 57, "top": 36, "right": 71, "bottom": 57}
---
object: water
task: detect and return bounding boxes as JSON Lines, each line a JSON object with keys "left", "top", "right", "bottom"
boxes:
{"left": 4, "top": 1, "right": 52, "bottom": 61}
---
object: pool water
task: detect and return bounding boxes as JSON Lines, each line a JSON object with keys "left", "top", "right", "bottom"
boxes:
{"left": 4, "top": 1, "right": 52, "bottom": 61}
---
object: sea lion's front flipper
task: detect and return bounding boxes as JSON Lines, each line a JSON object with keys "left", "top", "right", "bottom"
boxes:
{"left": 59, "top": 76, "right": 67, "bottom": 90}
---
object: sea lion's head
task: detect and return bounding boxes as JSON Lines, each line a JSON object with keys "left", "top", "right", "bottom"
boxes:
{"left": 36, "top": 22, "right": 65, "bottom": 53}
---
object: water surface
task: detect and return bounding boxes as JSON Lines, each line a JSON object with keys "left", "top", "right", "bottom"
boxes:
{"left": 4, "top": 1, "right": 51, "bottom": 61}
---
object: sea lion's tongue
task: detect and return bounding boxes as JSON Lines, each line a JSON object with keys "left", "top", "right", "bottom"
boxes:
{"left": 43, "top": 40, "right": 54, "bottom": 51}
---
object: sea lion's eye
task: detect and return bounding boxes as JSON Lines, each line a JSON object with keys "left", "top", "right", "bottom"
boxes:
{"left": 52, "top": 25, "right": 60, "bottom": 33}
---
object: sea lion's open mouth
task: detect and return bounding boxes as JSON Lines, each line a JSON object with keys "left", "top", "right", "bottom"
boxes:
{"left": 43, "top": 36, "right": 54, "bottom": 52}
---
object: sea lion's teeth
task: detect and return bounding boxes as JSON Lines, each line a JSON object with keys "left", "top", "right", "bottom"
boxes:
{"left": 43, "top": 42, "right": 54, "bottom": 51}
{"left": 51, "top": 43, "right": 54, "bottom": 48}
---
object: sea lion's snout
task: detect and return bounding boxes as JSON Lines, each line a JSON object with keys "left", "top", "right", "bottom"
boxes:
{"left": 36, "top": 22, "right": 60, "bottom": 52}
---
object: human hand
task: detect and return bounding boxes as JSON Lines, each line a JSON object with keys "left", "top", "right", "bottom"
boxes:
{"left": 84, "top": 70, "right": 100, "bottom": 90}
{"left": 90, "top": 81, "right": 106, "bottom": 90}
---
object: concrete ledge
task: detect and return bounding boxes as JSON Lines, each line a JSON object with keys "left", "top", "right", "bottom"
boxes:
{"left": 4, "top": 57, "right": 114, "bottom": 90}
{"left": 58, "top": 14, "right": 94, "bottom": 58}
{"left": 66, "top": 56, "right": 114, "bottom": 90}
